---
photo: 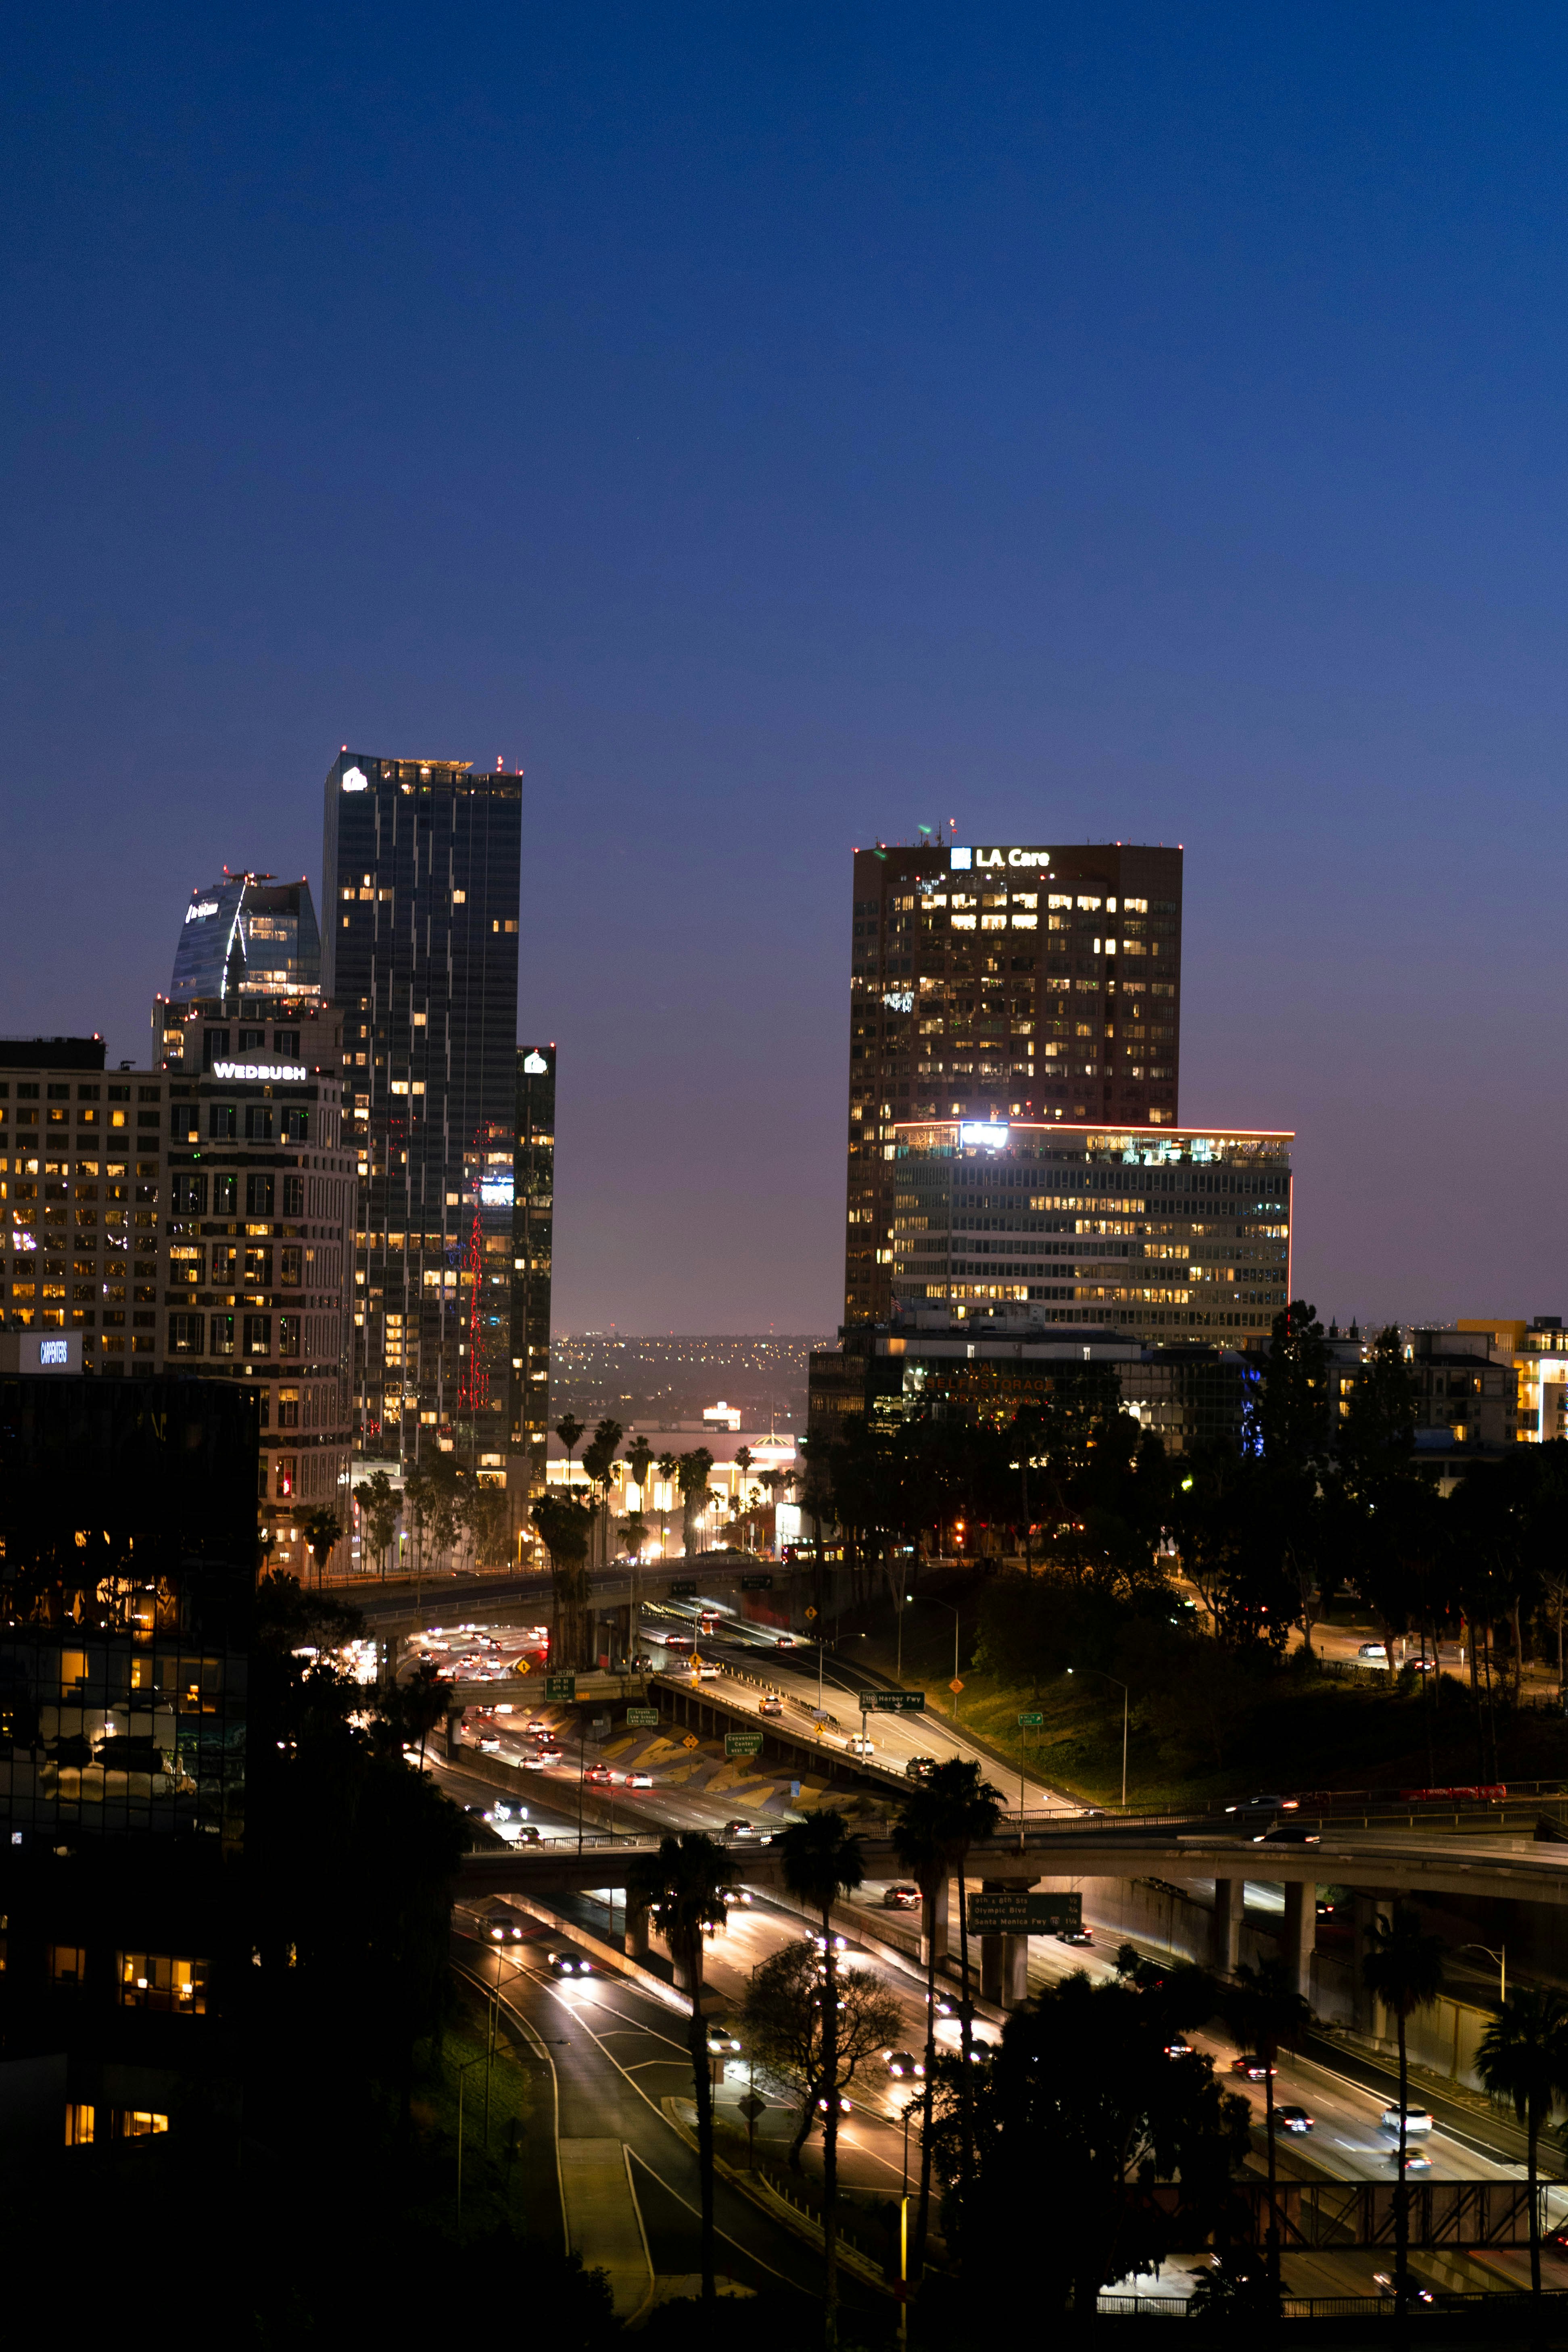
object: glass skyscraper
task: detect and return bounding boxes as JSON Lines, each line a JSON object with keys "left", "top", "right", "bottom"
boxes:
{"left": 170, "top": 873, "right": 321, "bottom": 1002}
{"left": 510, "top": 1045, "right": 555, "bottom": 1483}
{"left": 321, "top": 751, "right": 522, "bottom": 1475}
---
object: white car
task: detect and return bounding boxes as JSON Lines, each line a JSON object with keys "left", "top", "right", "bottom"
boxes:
{"left": 848, "top": 1734, "right": 875, "bottom": 1757}
{"left": 1359, "top": 1641, "right": 1389, "bottom": 1661}
{"left": 626, "top": 1770, "right": 654, "bottom": 1790}
{"left": 1381, "top": 2105, "right": 1434, "bottom": 2134}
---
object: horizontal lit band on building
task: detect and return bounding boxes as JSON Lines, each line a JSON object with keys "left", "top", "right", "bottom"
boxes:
{"left": 896, "top": 1118, "right": 1290, "bottom": 1161}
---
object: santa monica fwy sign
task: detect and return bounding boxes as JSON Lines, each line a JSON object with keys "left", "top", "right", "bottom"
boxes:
{"left": 966, "top": 1890, "right": 1083, "bottom": 1936}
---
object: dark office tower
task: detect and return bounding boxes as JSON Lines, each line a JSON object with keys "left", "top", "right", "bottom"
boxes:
{"left": 321, "top": 751, "right": 522, "bottom": 1472}
{"left": 169, "top": 873, "right": 321, "bottom": 1003}
{"left": 844, "top": 837, "right": 1182, "bottom": 1323}
{"left": 509, "top": 1045, "right": 555, "bottom": 1494}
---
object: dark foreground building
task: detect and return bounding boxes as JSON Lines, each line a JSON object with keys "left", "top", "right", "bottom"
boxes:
{"left": 0, "top": 1371, "right": 255, "bottom": 2159}
{"left": 845, "top": 838, "right": 1184, "bottom": 1322}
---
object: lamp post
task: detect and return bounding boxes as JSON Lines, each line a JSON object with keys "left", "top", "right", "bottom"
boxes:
{"left": 1067, "top": 1665, "right": 1129, "bottom": 1810}
{"left": 909, "top": 1594, "right": 961, "bottom": 1723}
{"left": 1460, "top": 1941, "right": 1506, "bottom": 2004}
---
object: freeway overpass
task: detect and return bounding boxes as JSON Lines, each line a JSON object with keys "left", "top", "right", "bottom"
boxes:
{"left": 351, "top": 1550, "right": 793, "bottom": 1638}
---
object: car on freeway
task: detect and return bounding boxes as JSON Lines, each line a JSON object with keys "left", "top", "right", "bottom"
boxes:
{"left": 1164, "top": 2040, "right": 1195, "bottom": 2059}
{"left": 1231, "top": 2055, "right": 1278, "bottom": 2080}
{"left": 723, "top": 1818, "right": 754, "bottom": 1838}
{"left": 1057, "top": 1926, "right": 1094, "bottom": 1947}
{"left": 1381, "top": 2106, "right": 1434, "bottom": 2135}
{"left": 847, "top": 1734, "right": 875, "bottom": 1757}
{"left": 695, "top": 1662, "right": 720, "bottom": 1680}
{"left": 526, "top": 1719, "right": 552, "bottom": 1735}
{"left": 720, "top": 1887, "right": 754, "bottom": 1907}
{"left": 547, "top": 1949, "right": 593, "bottom": 1978}
{"left": 1254, "top": 1824, "right": 1320, "bottom": 1844}
{"left": 521, "top": 1755, "right": 547, "bottom": 1771}
{"left": 626, "top": 1770, "right": 654, "bottom": 1790}
{"left": 487, "top": 1921, "right": 526, "bottom": 1944}
{"left": 776, "top": 1635, "right": 797, "bottom": 1649}
{"left": 883, "top": 1884, "right": 921, "bottom": 1911}
{"left": 816, "top": 2093, "right": 852, "bottom": 2114}
{"left": 513, "top": 1826, "right": 543, "bottom": 1846}
{"left": 583, "top": 1763, "right": 612, "bottom": 1785}
{"left": 927, "top": 1991, "right": 958, "bottom": 2018}
{"left": 760, "top": 1695, "right": 784, "bottom": 1717}
{"left": 811, "top": 1931, "right": 851, "bottom": 1955}
{"left": 1277, "top": 2106, "right": 1315, "bottom": 2134}
{"left": 535, "top": 1742, "right": 564, "bottom": 1763}
{"left": 706, "top": 2020, "right": 742, "bottom": 2055}
{"left": 478, "top": 1734, "right": 501, "bottom": 1752}
{"left": 1224, "top": 1793, "right": 1297, "bottom": 1815}
{"left": 1358, "top": 1641, "right": 1389, "bottom": 1661}
{"left": 905, "top": 1756, "right": 937, "bottom": 1782}
{"left": 1389, "top": 2148, "right": 1432, "bottom": 2173}
{"left": 885, "top": 2050, "right": 926, "bottom": 2080}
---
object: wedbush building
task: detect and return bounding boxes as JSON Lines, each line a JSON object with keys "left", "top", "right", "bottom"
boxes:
{"left": 320, "top": 750, "right": 523, "bottom": 1491}
{"left": 846, "top": 838, "right": 1183, "bottom": 1323}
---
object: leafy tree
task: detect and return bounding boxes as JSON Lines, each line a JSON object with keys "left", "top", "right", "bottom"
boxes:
{"left": 354, "top": 1468, "right": 401, "bottom": 1579}
{"left": 739, "top": 1940, "right": 903, "bottom": 2167}
{"left": 1222, "top": 1957, "right": 1313, "bottom": 2304}
{"left": 1475, "top": 1988, "right": 1568, "bottom": 2297}
{"left": 1256, "top": 1299, "right": 1332, "bottom": 1473}
{"left": 775, "top": 1811, "right": 865, "bottom": 2343}
{"left": 1338, "top": 1325, "right": 1418, "bottom": 1490}
{"left": 460, "top": 1480, "right": 509, "bottom": 1571}
{"left": 929, "top": 1970, "right": 1251, "bottom": 2316}
{"left": 627, "top": 1832, "right": 735, "bottom": 2304}
{"left": 1361, "top": 1908, "right": 1446, "bottom": 2318}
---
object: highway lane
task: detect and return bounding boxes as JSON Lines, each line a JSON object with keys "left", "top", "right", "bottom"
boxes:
{"left": 451, "top": 1916, "right": 837, "bottom": 2305}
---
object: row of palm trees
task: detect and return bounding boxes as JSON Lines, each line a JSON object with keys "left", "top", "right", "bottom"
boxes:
{"left": 626, "top": 1757, "right": 1002, "bottom": 2335}
{"left": 629, "top": 1805, "right": 1568, "bottom": 2326}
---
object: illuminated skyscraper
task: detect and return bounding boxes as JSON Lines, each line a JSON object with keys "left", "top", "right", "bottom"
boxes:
{"left": 321, "top": 751, "right": 522, "bottom": 1480}
{"left": 170, "top": 873, "right": 321, "bottom": 1002}
{"left": 844, "top": 838, "right": 1183, "bottom": 1323}
{"left": 509, "top": 1044, "right": 555, "bottom": 1487}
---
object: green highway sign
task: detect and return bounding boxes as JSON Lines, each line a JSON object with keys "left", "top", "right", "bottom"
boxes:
{"left": 545, "top": 1673, "right": 576, "bottom": 1701}
{"left": 626, "top": 1707, "right": 658, "bottom": 1728}
{"left": 859, "top": 1690, "right": 925, "bottom": 1713}
{"left": 668, "top": 1579, "right": 698, "bottom": 1598}
{"left": 1018, "top": 1711, "right": 1044, "bottom": 1729}
{"left": 966, "top": 1890, "right": 1082, "bottom": 1937}
{"left": 741, "top": 1573, "right": 774, "bottom": 1592}
{"left": 725, "top": 1730, "right": 765, "bottom": 1759}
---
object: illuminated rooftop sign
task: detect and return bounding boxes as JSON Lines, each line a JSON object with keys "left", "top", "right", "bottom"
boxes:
{"left": 184, "top": 899, "right": 219, "bottom": 923}
{"left": 341, "top": 766, "right": 369, "bottom": 792}
{"left": 210, "top": 1061, "right": 308, "bottom": 1082}
{"left": 479, "top": 1171, "right": 515, "bottom": 1208}
{"left": 951, "top": 846, "right": 1051, "bottom": 872}
{"left": 959, "top": 1121, "right": 1010, "bottom": 1149}
{"left": 522, "top": 1051, "right": 548, "bottom": 1074}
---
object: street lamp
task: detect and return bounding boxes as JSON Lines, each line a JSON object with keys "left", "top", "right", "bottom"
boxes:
{"left": 1067, "top": 1666, "right": 1129, "bottom": 1810}
{"left": 908, "top": 1594, "right": 961, "bottom": 1722}
{"left": 1459, "top": 1941, "right": 1507, "bottom": 2003}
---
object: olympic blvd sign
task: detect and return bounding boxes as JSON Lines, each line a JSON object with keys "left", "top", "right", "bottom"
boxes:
{"left": 741, "top": 1573, "right": 773, "bottom": 1592}
{"left": 725, "top": 1731, "right": 764, "bottom": 1759}
{"left": 966, "top": 1890, "right": 1082, "bottom": 1936}
{"left": 858, "top": 1690, "right": 925, "bottom": 1713}
{"left": 544, "top": 1673, "right": 576, "bottom": 1702}
{"left": 668, "top": 1579, "right": 698, "bottom": 1598}
{"left": 626, "top": 1707, "right": 658, "bottom": 1728}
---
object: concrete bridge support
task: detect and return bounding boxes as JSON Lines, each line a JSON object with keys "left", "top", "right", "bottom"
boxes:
{"left": 1211, "top": 1877, "right": 1241, "bottom": 1975}
{"left": 1002, "top": 1933, "right": 1029, "bottom": 2009}
{"left": 624, "top": 1902, "right": 650, "bottom": 1963}
{"left": 1353, "top": 1894, "right": 1392, "bottom": 2039}
{"left": 1281, "top": 1880, "right": 1315, "bottom": 1999}
{"left": 979, "top": 1879, "right": 1005, "bottom": 2004}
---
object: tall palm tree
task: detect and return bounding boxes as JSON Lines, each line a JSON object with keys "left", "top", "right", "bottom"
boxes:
{"left": 555, "top": 1412, "right": 585, "bottom": 1474}
{"left": 1476, "top": 1987, "right": 1568, "bottom": 2297}
{"left": 627, "top": 1831, "right": 735, "bottom": 2303}
{"left": 656, "top": 1450, "right": 678, "bottom": 1563}
{"left": 777, "top": 1811, "right": 865, "bottom": 2348}
{"left": 1361, "top": 1907, "right": 1446, "bottom": 2318}
{"left": 733, "top": 1445, "right": 754, "bottom": 1544}
{"left": 1225, "top": 1956, "right": 1314, "bottom": 2304}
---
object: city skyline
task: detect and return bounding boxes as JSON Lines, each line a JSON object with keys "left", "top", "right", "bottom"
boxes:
{"left": 8, "top": 11, "right": 1568, "bottom": 1335}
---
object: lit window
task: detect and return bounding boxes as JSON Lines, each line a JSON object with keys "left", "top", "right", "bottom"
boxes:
{"left": 65, "top": 2104, "right": 95, "bottom": 2146}
{"left": 117, "top": 1953, "right": 207, "bottom": 2013}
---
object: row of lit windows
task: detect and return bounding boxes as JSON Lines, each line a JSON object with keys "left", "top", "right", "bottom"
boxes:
{"left": 66, "top": 2105, "right": 168, "bottom": 2144}
{"left": 50, "top": 1947, "right": 207, "bottom": 2010}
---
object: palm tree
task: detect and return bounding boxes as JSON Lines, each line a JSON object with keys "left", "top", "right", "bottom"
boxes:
{"left": 656, "top": 1450, "right": 678, "bottom": 1563}
{"left": 623, "top": 1435, "right": 656, "bottom": 1660}
{"left": 1361, "top": 1907, "right": 1446, "bottom": 2317}
{"left": 555, "top": 1412, "right": 585, "bottom": 1478}
{"left": 298, "top": 1505, "right": 343, "bottom": 1587}
{"left": 734, "top": 1445, "right": 754, "bottom": 1544}
{"left": 1224, "top": 1956, "right": 1314, "bottom": 2305}
{"left": 893, "top": 1802, "right": 946, "bottom": 2277}
{"left": 531, "top": 1493, "right": 593, "bottom": 1668}
{"left": 895, "top": 1756, "right": 1002, "bottom": 2267}
{"left": 627, "top": 1832, "right": 735, "bottom": 2303}
{"left": 776, "top": 1811, "right": 866, "bottom": 2347}
{"left": 582, "top": 1417, "right": 625, "bottom": 1570}
{"left": 1476, "top": 1987, "right": 1568, "bottom": 2296}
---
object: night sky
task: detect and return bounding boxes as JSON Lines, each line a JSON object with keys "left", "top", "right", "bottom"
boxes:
{"left": 5, "top": 7, "right": 1568, "bottom": 1334}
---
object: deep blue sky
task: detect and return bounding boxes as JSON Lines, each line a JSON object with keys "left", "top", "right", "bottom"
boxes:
{"left": 5, "top": 6, "right": 1568, "bottom": 1332}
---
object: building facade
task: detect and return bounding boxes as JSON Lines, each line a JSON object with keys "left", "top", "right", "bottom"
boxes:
{"left": 881, "top": 1118, "right": 1290, "bottom": 1343}
{"left": 846, "top": 838, "right": 1183, "bottom": 1322}
{"left": 809, "top": 1311, "right": 1255, "bottom": 1460}
{"left": 320, "top": 750, "right": 523, "bottom": 1480}
{"left": 168, "top": 872, "right": 321, "bottom": 1003}
{"left": 0, "top": 1015, "right": 353, "bottom": 1577}
{"left": 509, "top": 1045, "right": 555, "bottom": 1493}
{"left": 1457, "top": 1317, "right": 1567, "bottom": 1443}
